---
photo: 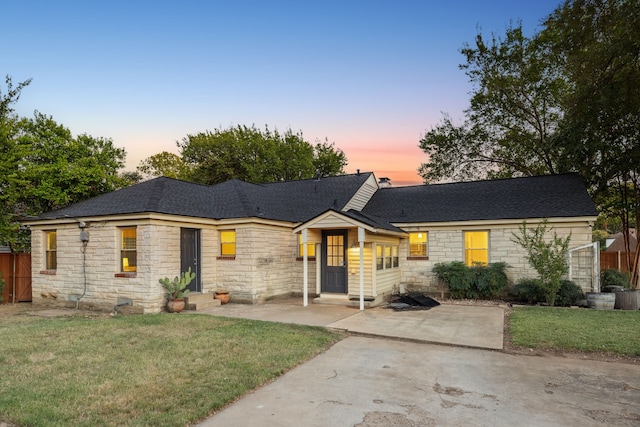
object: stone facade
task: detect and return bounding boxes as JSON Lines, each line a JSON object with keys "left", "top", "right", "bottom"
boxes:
{"left": 29, "top": 215, "right": 596, "bottom": 313}
{"left": 399, "top": 220, "right": 595, "bottom": 294}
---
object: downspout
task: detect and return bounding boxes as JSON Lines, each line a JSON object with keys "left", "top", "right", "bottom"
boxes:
{"left": 302, "top": 229, "right": 308, "bottom": 307}
{"left": 76, "top": 226, "right": 90, "bottom": 309}
{"left": 358, "top": 227, "right": 365, "bottom": 311}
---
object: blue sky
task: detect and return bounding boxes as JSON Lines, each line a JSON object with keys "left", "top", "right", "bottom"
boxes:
{"left": 2, "top": 0, "right": 563, "bottom": 185}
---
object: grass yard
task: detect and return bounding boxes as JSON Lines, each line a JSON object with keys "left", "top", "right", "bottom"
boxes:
{"left": 0, "top": 312, "right": 343, "bottom": 427}
{"left": 509, "top": 306, "right": 640, "bottom": 356}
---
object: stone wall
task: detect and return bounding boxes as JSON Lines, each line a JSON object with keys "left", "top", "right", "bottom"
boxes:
{"left": 399, "top": 221, "right": 595, "bottom": 294}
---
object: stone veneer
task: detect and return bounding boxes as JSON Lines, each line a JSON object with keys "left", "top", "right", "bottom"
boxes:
{"left": 399, "top": 221, "right": 595, "bottom": 294}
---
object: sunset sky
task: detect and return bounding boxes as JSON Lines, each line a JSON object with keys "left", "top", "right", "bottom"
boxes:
{"left": 2, "top": 0, "right": 562, "bottom": 186}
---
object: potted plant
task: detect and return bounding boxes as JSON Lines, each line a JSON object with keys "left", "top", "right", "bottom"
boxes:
{"left": 159, "top": 267, "right": 195, "bottom": 313}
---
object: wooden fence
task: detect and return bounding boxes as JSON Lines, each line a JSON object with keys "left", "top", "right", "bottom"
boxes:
{"left": 0, "top": 253, "right": 32, "bottom": 303}
{"left": 600, "top": 251, "right": 637, "bottom": 273}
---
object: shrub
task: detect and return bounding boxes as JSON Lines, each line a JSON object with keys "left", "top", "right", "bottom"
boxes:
{"left": 555, "top": 280, "right": 584, "bottom": 307}
{"left": 511, "top": 219, "right": 571, "bottom": 306}
{"left": 601, "top": 269, "right": 630, "bottom": 289}
{"left": 472, "top": 262, "right": 509, "bottom": 298}
{"left": 434, "top": 262, "right": 509, "bottom": 299}
{"left": 510, "top": 278, "right": 545, "bottom": 304}
{"left": 0, "top": 272, "right": 5, "bottom": 303}
{"left": 433, "top": 261, "right": 471, "bottom": 299}
{"left": 510, "top": 278, "right": 584, "bottom": 306}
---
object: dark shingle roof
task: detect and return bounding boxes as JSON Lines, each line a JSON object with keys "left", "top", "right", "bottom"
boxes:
{"left": 362, "top": 173, "right": 598, "bottom": 223}
{"left": 32, "top": 173, "right": 375, "bottom": 223}
{"left": 30, "top": 172, "right": 597, "bottom": 225}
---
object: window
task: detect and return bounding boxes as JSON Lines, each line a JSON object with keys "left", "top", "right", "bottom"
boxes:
{"left": 120, "top": 227, "right": 137, "bottom": 272}
{"left": 220, "top": 230, "right": 236, "bottom": 256}
{"left": 409, "top": 232, "right": 428, "bottom": 257}
{"left": 325, "top": 235, "right": 344, "bottom": 266}
{"left": 392, "top": 245, "right": 399, "bottom": 268}
{"left": 45, "top": 231, "right": 57, "bottom": 270}
{"left": 464, "top": 231, "right": 489, "bottom": 266}
{"left": 376, "top": 244, "right": 399, "bottom": 270}
{"left": 298, "top": 234, "right": 315, "bottom": 257}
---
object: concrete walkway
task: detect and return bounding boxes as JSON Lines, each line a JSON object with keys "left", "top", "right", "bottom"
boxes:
{"left": 199, "top": 299, "right": 505, "bottom": 350}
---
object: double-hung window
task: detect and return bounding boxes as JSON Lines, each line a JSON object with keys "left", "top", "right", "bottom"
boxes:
{"left": 298, "top": 234, "right": 315, "bottom": 257}
{"left": 409, "top": 232, "right": 428, "bottom": 257}
{"left": 120, "top": 227, "right": 137, "bottom": 272}
{"left": 220, "top": 230, "right": 236, "bottom": 257}
{"left": 464, "top": 231, "right": 489, "bottom": 266}
{"left": 45, "top": 231, "right": 57, "bottom": 270}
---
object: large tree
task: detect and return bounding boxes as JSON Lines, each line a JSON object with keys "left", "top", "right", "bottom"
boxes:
{"left": 418, "top": 0, "right": 640, "bottom": 286}
{"left": 177, "top": 125, "right": 347, "bottom": 185}
{"left": 0, "top": 77, "right": 129, "bottom": 250}
{"left": 418, "top": 24, "right": 569, "bottom": 183}
{"left": 543, "top": 0, "right": 640, "bottom": 286}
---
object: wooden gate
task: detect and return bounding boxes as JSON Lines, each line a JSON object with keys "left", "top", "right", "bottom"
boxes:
{"left": 0, "top": 253, "right": 32, "bottom": 303}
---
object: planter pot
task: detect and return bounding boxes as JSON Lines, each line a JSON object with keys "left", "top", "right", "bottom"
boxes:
{"left": 586, "top": 292, "right": 615, "bottom": 310}
{"left": 215, "top": 291, "right": 230, "bottom": 305}
{"left": 167, "top": 299, "right": 186, "bottom": 313}
{"left": 615, "top": 290, "right": 640, "bottom": 310}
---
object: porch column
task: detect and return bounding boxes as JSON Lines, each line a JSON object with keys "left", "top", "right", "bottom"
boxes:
{"left": 358, "top": 227, "right": 365, "bottom": 311}
{"left": 302, "top": 229, "right": 308, "bottom": 307}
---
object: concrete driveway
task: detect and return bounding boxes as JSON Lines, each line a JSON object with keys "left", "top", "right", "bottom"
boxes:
{"left": 198, "top": 337, "right": 640, "bottom": 427}
{"left": 197, "top": 300, "right": 639, "bottom": 426}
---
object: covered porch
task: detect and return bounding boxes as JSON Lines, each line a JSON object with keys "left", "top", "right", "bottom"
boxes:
{"left": 293, "top": 209, "right": 407, "bottom": 310}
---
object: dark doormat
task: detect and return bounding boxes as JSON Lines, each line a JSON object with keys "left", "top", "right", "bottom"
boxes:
{"left": 387, "top": 292, "right": 441, "bottom": 311}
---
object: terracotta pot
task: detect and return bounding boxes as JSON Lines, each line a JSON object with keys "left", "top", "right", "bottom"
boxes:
{"left": 215, "top": 291, "right": 230, "bottom": 304}
{"left": 167, "top": 299, "right": 186, "bottom": 313}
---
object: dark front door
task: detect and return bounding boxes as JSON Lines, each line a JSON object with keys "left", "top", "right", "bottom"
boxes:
{"left": 180, "top": 228, "right": 201, "bottom": 293}
{"left": 321, "top": 230, "right": 348, "bottom": 294}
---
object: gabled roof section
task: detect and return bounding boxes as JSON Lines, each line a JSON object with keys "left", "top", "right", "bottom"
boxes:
{"left": 362, "top": 173, "right": 598, "bottom": 223}
{"left": 293, "top": 208, "right": 406, "bottom": 236}
{"left": 29, "top": 173, "right": 376, "bottom": 222}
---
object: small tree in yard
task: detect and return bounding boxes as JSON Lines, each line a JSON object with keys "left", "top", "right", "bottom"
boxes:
{"left": 512, "top": 219, "right": 571, "bottom": 307}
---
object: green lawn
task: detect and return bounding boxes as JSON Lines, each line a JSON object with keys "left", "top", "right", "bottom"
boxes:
{"left": 509, "top": 306, "right": 640, "bottom": 356}
{"left": 0, "top": 313, "right": 343, "bottom": 427}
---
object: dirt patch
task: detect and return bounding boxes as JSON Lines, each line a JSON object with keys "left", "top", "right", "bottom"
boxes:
{"left": 0, "top": 303, "right": 113, "bottom": 320}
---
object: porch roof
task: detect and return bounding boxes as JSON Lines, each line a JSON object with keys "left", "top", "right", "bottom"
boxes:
{"left": 293, "top": 208, "right": 407, "bottom": 237}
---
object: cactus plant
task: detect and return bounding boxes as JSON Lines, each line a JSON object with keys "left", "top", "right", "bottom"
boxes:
{"left": 159, "top": 267, "right": 195, "bottom": 301}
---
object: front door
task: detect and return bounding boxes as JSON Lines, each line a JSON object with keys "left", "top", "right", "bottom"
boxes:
{"left": 180, "top": 228, "right": 201, "bottom": 293}
{"left": 321, "top": 230, "right": 348, "bottom": 293}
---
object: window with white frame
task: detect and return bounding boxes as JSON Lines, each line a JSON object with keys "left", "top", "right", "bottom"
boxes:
{"left": 409, "top": 232, "right": 428, "bottom": 257}
{"left": 376, "top": 244, "right": 399, "bottom": 270}
{"left": 464, "top": 231, "right": 489, "bottom": 266}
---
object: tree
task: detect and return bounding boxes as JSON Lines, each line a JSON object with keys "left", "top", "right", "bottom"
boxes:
{"left": 137, "top": 151, "right": 190, "bottom": 180}
{"left": 1, "top": 108, "right": 128, "bottom": 250}
{"left": 177, "top": 125, "right": 347, "bottom": 185}
{"left": 418, "top": 24, "right": 569, "bottom": 183}
{"left": 418, "top": 0, "right": 640, "bottom": 286}
{"left": 542, "top": 0, "right": 640, "bottom": 287}
{"left": 512, "top": 220, "right": 571, "bottom": 307}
